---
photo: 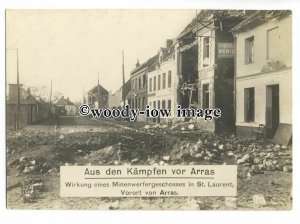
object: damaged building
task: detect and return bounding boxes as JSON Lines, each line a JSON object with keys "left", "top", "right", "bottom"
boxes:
{"left": 87, "top": 82, "right": 109, "bottom": 109}
{"left": 232, "top": 10, "right": 292, "bottom": 141}
{"left": 176, "top": 10, "right": 249, "bottom": 133}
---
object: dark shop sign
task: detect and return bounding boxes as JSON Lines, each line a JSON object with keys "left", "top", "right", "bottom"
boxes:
{"left": 217, "top": 43, "right": 234, "bottom": 58}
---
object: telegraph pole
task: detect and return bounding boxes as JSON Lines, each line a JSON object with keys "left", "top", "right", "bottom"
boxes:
{"left": 97, "top": 71, "right": 100, "bottom": 109}
{"left": 49, "top": 79, "right": 53, "bottom": 110}
{"left": 16, "top": 48, "right": 20, "bottom": 130}
{"left": 122, "top": 50, "right": 125, "bottom": 109}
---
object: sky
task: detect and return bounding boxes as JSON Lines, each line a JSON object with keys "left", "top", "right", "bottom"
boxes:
{"left": 6, "top": 9, "right": 196, "bottom": 102}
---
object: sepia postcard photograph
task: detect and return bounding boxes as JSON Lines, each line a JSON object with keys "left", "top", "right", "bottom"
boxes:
{"left": 5, "top": 9, "right": 292, "bottom": 211}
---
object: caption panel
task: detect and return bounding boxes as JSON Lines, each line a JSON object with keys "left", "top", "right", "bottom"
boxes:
{"left": 60, "top": 165, "right": 237, "bottom": 197}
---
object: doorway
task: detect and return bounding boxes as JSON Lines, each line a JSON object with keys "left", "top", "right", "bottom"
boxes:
{"left": 266, "top": 84, "right": 279, "bottom": 138}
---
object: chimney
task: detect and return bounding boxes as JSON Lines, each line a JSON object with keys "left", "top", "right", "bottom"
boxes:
{"left": 166, "top": 39, "right": 173, "bottom": 49}
{"left": 67, "top": 97, "right": 69, "bottom": 101}
{"left": 136, "top": 59, "right": 140, "bottom": 68}
{"left": 62, "top": 96, "right": 64, "bottom": 99}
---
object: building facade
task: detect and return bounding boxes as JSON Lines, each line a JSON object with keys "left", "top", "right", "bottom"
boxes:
{"left": 6, "top": 84, "right": 46, "bottom": 130}
{"left": 176, "top": 10, "right": 246, "bottom": 132}
{"left": 55, "top": 96, "right": 76, "bottom": 116}
{"left": 87, "top": 84, "right": 109, "bottom": 109}
{"left": 148, "top": 40, "right": 179, "bottom": 122}
{"left": 232, "top": 10, "right": 292, "bottom": 138}
{"left": 128, "top": 56, "right": 157, "bottom": 122}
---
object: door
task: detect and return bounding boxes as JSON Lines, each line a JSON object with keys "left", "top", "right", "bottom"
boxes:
{"left": 266, "top": 85, "right": 279, "bottom": 138}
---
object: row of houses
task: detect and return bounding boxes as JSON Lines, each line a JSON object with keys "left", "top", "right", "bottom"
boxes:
{"left": 6, "top": 83, "right": 78, "bottom": 130}
{"left": 86, "top": 10, "right": 292, "bottom": 139}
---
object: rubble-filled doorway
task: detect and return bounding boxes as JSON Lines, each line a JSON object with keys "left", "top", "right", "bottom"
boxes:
{"left": 266, "top": 84, "right": 279, "bottom": 138}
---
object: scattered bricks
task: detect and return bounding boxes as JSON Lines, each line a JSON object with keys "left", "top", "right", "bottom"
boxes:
{"left": 184, "top": 199, "right": 200, "bottom": 210}
{"left": 275, "top": 164, "right": 283, "bottom": 171}
{"left": 227, "top": 151, "right": 234, "bottom": 157}
{"left": 250, "top": 165, "right": 264, "bottom": 174}
{"left": 23, "top": 167, "right": 31, "bottom": 173}
{"left": 237, "top": 154, "right": 250, "bottom": 164}
{"left": 188, "top": 124, "right": 195, "bottom": 130}
{"left": 196, "top": 200, "right": 205, "bottom": 210}
{"left": 281, "top": 145, "right": 287, "bottom": 150}
{"left": 252, "top": 194, "right": 267, "bottom": 207}
{"left": 204, "top": 156, "right": 212, "bottom": 162}
{"left": 16, "top": 164, "right": 25, "bottom": 171}
{"left": 19, "top": 156, "right": 29, "bottom": 163}
{"left": 108, "top": 200, "right": 120, "bottom": 210}
{"left": 163, "top": 156, "right": 170, "bottom": 161}
{"left": 265, "top": 153, "right": 273, "bottom": 159}
{"left": 32, "top": 182, "right": 44, "bottom": 192}
{"left": 144, "top": 125, "right": 151, "bottom": 129}
{"left": 29, "top": 160, "right": 36, "bottom": 165}
{"left": 254, "top": 158, "right": 262, "bottom": 164}
{"left": 274, "top": 144, "right": 280, "bottom": 150}
{"left": 194, "top": 153, "right": 203, "bottom": 159}
{"left": 285, "top": 159, "right": 292, "bottom": 165}
{"left": 266, "top": 164, "right": 276, "bottom": 171}
{"left": 283, "top": 166, "right": 292, "bottom": 172}
{"left": 247, "top": 172, "right": 252, "bottom": 179}
{"left": 159, "top": 160, "right": 165, "bottom": 166}
{"left": 225, "top": 197, "right": 237, "bottom": 209}
{"left": 258, "top": 164, "right": 266, "bottom": 171}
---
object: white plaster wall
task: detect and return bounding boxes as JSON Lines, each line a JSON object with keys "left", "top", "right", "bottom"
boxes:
{"left": 236, "top": 69, "right": 292, "bottom": 126}
{"left": 147, "top": 56, "right": 178, "bottom": 117}
{"left": 236, "top": 15, "right": 292, "bottom": 77}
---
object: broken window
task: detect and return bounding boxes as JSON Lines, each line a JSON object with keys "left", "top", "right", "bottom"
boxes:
{"left": 244, "top": 87, "right": 255, "bottom": 122}
{"left": 168, "top": 100, "right": 171, "bottom": 109}
{"left": 139, "top": 77, "right": 142, "bottom": 90}
{"left": 203, "top": 37, "right": 210, "bottom": 67}
{"left": 162, "top": 73, "right": 166, "bottom": 89}
{"left": 142, "top": 97, "right": 146, "bottom": 110}
{"left": 153, "top": 76, "right": 156, "bottom": 91}
{"left": 168, "top": 71, "right": 172, "bottom": 88}
{"left": 143, "top": 74, "right": 146, "bottom": 88}
{"left": 202, "top": 84, "right": 209, "bottom": 108}
{"left": 149, "top": 78, "right": 152, "bottom": 92}
{"left": 267, "top": 27, "right": 280, "bottom": 60}
{"left": 245, "top": 36, "right": 254, "bottom": 64}
{"left": 162, "top": 100, "right": 166, "bottom": 109}
{"left": 135, "top": 78, "right": 138, "bottom": 91}
{"left": 158, "top": 75, "right": 161, "bottom": 90}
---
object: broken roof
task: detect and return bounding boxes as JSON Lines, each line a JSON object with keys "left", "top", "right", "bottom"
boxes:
{"left": 231, "top": 10, "right": 291, "bottom": 33}
{"left": 177, "top": 10, "right": 252, "bottom": 39}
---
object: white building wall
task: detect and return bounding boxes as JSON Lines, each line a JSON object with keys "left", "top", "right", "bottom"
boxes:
{"left": 147, "top": 55, "right": 178, "bottom": 120}
{"left": 235, "top": 14, "right": 292, "bottom": 129}
{"left": 236, "top": 15, "right": 292, "bottom": 78}
{"left": 236, "top": 69, "right": 292, "bottom": 126}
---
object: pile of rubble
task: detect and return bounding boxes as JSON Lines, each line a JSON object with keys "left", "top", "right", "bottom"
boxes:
{"left": 8, "top": 156, "right": 53, "bottom": 175}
